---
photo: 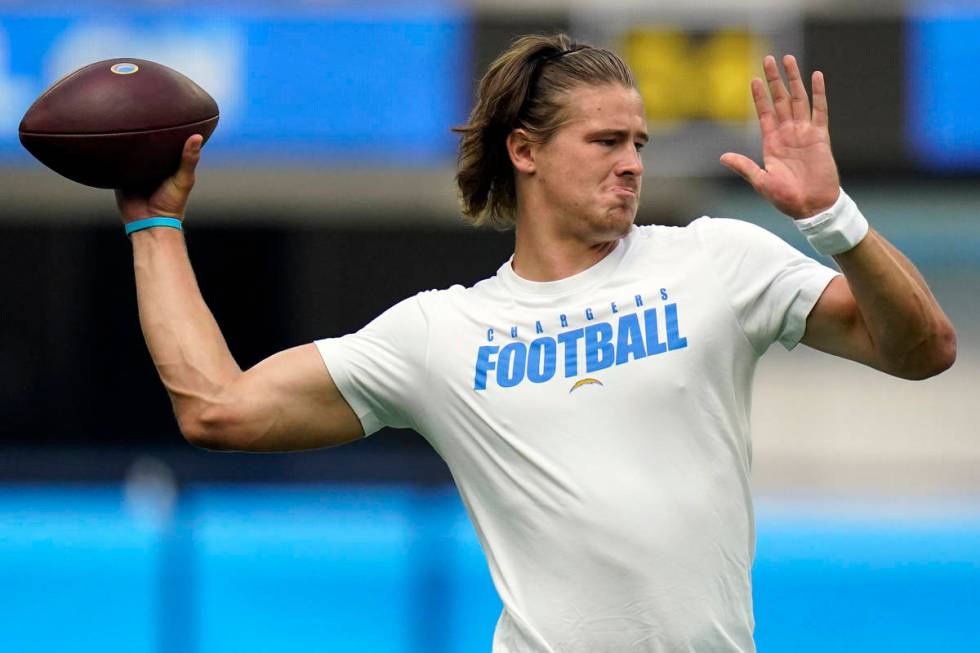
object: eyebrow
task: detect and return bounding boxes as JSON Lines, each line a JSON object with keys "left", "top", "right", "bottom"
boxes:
{"left": 586, "top": 128, "right": 649, "bottom": 144}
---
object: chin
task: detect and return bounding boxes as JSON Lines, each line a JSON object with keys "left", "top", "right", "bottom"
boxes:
{"left": 572, "top": 203, "right": 637, "bottom": 243}
{"left": 600, "top": 207, "right": 637, "bottom": 237}
{"left": 582, "top": 218, "right": 632, "bottom": 246}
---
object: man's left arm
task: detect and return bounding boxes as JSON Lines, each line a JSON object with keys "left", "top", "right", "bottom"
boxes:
{"left": 719, "top": 54, "right": 956, "bottom": 380}
{"left": 803, "top": 229, "right": 956, "bottom": 379}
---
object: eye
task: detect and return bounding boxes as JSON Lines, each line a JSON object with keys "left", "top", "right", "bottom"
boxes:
{"left": 596, "top": 139, "right": 616, "bottom": 147}
{"left": 635, "top": 142, "right": 646, "bottom": 152}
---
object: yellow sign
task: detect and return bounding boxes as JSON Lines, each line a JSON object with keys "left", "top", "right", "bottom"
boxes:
{"left": 624, "top": 28, "right": 766, "bottom": 125}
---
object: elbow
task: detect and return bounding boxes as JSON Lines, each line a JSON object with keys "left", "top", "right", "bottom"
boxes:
{"left": 930, "top": 321, "right": 958, "bottom": 375}
{"left": 177, "top": 405, "right": 246, "bottom": 451}
{"left": 889, "top": 321, "right": 957, "bottom": 381}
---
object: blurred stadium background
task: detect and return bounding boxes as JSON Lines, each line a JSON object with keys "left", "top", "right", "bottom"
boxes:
{"left": 1, "top": 0, "right": 978, "bottom": 651}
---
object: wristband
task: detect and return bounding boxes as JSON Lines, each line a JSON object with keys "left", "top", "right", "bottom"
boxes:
{"left": 125, "top": 216, "right": 183, "bottom": 237}
{"left": 794, "top": 188, "right": 869, "bottom": 256}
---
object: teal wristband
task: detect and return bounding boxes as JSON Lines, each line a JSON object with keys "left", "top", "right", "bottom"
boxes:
{"left": 125, "top": 217, "right": 183, "bottom": 236}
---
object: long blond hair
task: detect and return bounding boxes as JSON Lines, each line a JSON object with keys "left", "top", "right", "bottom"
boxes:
{"left": 453, "top": 34, "right": 636, "bottom": 229}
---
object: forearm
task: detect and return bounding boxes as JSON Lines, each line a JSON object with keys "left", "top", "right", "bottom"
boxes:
{"left": 131, "top": 227, "right": 242, "bottom": 431}
{"left": 833, "top": 228, "right": 956, "bottom": 376}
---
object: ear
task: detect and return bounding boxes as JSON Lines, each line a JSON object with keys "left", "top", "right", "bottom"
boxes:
{"left": 506, "top": 128, "right": 536, "bottom": 175}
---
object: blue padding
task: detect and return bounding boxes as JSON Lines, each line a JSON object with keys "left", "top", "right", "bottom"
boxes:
{"left": 908, "top": 11, "right": 980, "bottom": 169}
{"left": 0, "top": 8, "right": 469, "bottom": 166}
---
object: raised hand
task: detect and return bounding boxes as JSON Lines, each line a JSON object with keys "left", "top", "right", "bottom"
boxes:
{"left": 720, "top": 55, "right": 840, "bottom": 219}
{"left": 115, "top": 134, "right": 203, "bottom": 225}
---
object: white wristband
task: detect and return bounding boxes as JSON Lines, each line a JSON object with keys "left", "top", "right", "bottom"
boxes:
{"left": 794, "top": 188, "right": 870, "bottom": 256}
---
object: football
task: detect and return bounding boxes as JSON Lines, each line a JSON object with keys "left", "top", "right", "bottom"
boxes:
{"left": 19, "top": 58, "right": 219, "bottom": 190}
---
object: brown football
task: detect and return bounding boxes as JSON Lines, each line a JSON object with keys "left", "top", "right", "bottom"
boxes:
{"left": 19, "top": 58, "right": 219, "bottom": 190}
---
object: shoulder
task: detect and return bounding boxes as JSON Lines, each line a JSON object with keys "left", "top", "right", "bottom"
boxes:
{"left": 627, "top": 217, "right": 769, "bottom": 259}
{"left": 633, "top": 218, "right": 822, "bottom": 287}
{"left": 413, "top": 270, "right": 508, "bottom": 311}
{"left": 682, "top": 215, "right": 811, "bottom": 258}
{"left": 630, "top": 216, "right": 770, "bottom": 244}
{"left": 625, "top": 221, "right": 697, "bottom": 250}
{"left": 686, "top": 215, "right": 777, "bottom": 240}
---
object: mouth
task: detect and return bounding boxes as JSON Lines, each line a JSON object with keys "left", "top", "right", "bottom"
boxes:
{"left": 609, "top": 186, "right": 638, "bottom": 198}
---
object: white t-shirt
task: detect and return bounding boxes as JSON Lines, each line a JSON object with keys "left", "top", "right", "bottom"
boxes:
{"left": 315, "top": 218, "right": 839, "bottom": 653}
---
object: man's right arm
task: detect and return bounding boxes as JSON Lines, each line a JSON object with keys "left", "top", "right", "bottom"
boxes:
{"left": 122, "top": 137, "right": 363, "bottom": 451}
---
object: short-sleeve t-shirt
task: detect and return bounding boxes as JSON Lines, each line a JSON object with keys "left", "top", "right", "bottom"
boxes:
{"left": 315, "top": 218, "right": 839, "bottom": 653}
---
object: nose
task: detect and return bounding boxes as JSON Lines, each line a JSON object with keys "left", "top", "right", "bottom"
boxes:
{"left": 616, "top": 144, "right": 644, "bottom": 178}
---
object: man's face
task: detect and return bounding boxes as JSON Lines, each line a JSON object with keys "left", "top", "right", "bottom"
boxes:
{"left": 529, "top": 83, "right": 647, "bottom": 243}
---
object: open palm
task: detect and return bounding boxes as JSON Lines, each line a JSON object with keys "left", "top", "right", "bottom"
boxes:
{"left": 721, "top": 55, "right": 840, "bottom": 219}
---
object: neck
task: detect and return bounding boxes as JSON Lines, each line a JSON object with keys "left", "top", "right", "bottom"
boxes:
{"left": 511, "top": 211, "right": 623, "bottom": 282}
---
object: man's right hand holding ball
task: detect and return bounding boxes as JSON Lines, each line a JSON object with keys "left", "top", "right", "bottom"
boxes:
{"left": 115, "top": 134, "right": 203, "bottom": 234}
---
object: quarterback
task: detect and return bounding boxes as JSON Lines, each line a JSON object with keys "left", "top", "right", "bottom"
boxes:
{"left": 115, "top": 34, "right": 955, "bottom": 652}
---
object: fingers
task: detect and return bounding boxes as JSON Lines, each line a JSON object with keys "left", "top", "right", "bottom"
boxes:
{"left": 782, "top": 55, "right": 811, "bottom": 122}
{"left": 763, "top": 55, "right": 792, "bottom": 123}
{"left": 811, "top": 70, "right": 829, "bottom": 128}
{"left": 173, "top": 134, "right": 203, "bottom": 191}
{"left": 751, "top": 77, "right": 778, "bottom": 137}
{"left": 761, "top": 54, "right": 823, "bottom": 126}
{"left": 719, "top": 152, "right": 766, "bottom": 193}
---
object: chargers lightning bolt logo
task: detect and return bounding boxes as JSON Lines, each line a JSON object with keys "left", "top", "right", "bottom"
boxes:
{"left": 569, "top": 378, "right": 603, "bottom": 393}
